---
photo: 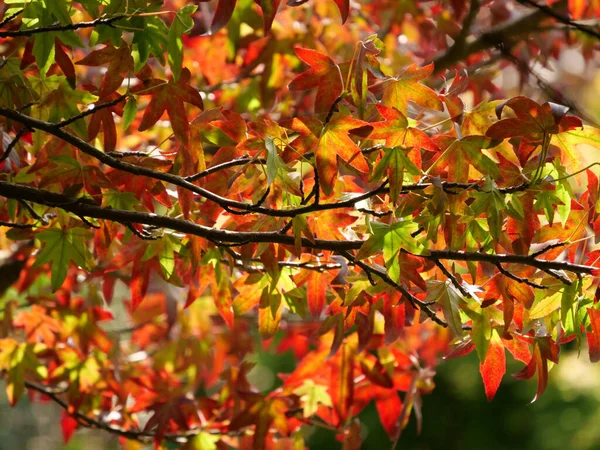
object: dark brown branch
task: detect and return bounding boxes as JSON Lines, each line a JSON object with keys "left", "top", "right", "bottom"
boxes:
{"left": 439, "top": 0, "right": 481, "bottom": 71}
{"left": 541, "top": 268, "right": 572, "bottom": 285}
{"left": 0, "top": 106, "right": 389, "bottom": 217}
{"left": 432, "top": 0, "right": 567, "bottom": 73}
{"left": 55, "top": 95, "right": 127, "bottom": 129}
{"left": 184, "top": 146, "right": 383, "bottom": 182}
{"left": 530, "top": 242, "right": 566, "bottom": 258}
{"left": 518, "top": 0, "right": 600, "bottom": 41}
{"left": 185, "top": 157, "right": 266, "bottom": 182}
{"left": 106, "top": 151, "right": 151, "bottom": 158}
{"left": 0, "top": 9, "right": 24, "bottom": 28}
{"left": 434, "top": 260, "right": 473, "bottom": 299}
{"left": 0, "top": 126, "right": 30, "bottom": 164}
{"left": 495, "top": 262, "right": 547, "bottom": 289}
{"left": 24, "top": 380, "right": 227, "bottom": 443}
{"left": 0, "top": 108, "right": 533, "bottom": 220}
{"left": 0, "top": 220, "right": 33, "bottom": 229}
{"left": 0, "top": 181, "right": 594, "bottom": 277}
{"left": 18, "top": 200, "right": 47, "bottom": 224}
{"left": 338, "top": 250, "right": 447, "bottom": 327}
{"left": 0, "top": 14, "right": 129, "bottom": 38}
{"left": 497, "top": 47, "right": 600, "bottom": 127}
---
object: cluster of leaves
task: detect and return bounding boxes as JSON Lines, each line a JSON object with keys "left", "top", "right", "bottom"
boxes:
{"left": 0, "top": 0, "right": 599, "bottom": 448}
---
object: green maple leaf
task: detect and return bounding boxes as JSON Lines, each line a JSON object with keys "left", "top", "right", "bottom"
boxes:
{"left": 551, "top": 126, "right": 600, "bottom": 172}
{"left": 132, "top": 15, "right": 169, "bottom": 70}
{"left": 372, "top": 146, "right": 421, "bottom": 206}
{"left": 0, "top": 340, "right": 48, "bottom": 405}
{"left": 468, "top": 178, "right": 505, "bottom": 241}
{"left": 167, "top": 5, "right": 197, "bottom": 81}
{"left": 34, "top": 227, "right": 93, "bottom": 291}
{"left": 293, "top": 379, "right": 333, "bottom": 418}
{"left": 357, "top": 220, "right": 427, "bottom": 283}
{"left": 425, "top": 279, "right": 465, "bottom": 339}
{"left": 534, "top": 190, "right": 564, "bottom": 226}
{"left": 265, "top": 136, "right": 295, "bottom": 189}
{"left": 186, "top": 432, "right": 221, "bottom": 450}
{"left": 470, "top": 307, "right": 493, "bottom": 362}
{"left": 142, "top": 234, "right": 181, "bottom": 279}
{"left": 35, "top": 76, "right": 98, "bottom": 138}
{"left": 428, "top": 135, "right": 501, "bottom": 183}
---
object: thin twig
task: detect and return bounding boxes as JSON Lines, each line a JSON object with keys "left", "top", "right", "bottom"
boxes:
{"left": 0, "top": 127, "right": 31, "bottom": 164}
{"left": 338, "top": 250, "right": 447, "bottom": 327}
{"left": 495, "top": 263, "right": 547, "bottom": 289}
{"left": 0, "top": 220, "right": 33, "bottom": 229}
{"left": 55, "top": 96, "right": 127, "bottom": 129}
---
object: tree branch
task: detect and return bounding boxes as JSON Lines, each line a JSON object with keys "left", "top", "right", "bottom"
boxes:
{"left": 24, "top": 380, "right": 228, "bottom": 443}
{"left": 0, "top": 14, "right": 129, "bottom": 38}
{"left": 432, "top": 0, "right": 567, "bottom": 73}
{"left": 517, "top": 0, "right": 600, "bottom": 41}
{"left": 0, "top": 9, "right": 24, "bottom": 28}
{"left": 0, "top": 181, "right": 592, "bottom": 276}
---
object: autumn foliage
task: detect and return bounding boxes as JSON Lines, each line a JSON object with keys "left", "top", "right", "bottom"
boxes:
{"left": 0, "top": 0, "right": 600, "bottom": 448}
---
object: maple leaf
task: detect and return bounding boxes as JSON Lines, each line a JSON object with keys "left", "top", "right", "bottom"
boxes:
{"left": 315, "top": 115, "right": 370, "bottom": 195}
{"left": 185, "top": 432, "right": 221, "bottom": 450}
{"left": 54, "top": 39, "right": 76, "bottom": 89}
{"left": 425, "top": 280, "right": 464, "bottom": 339}
{"left": 36, "top": 76, "right": 99, "bottom": 138}
{"left": 375, "top": 390, "right": 403, "bottom": 439}
{"left": 330, "top": 342, "right": 355, "bottom": 425}
{"left": 289, "top": 47, "right": 344, "bottom": 115}
{"left": 308, "top": 209, "right": 358, "bottom": 241}
{"left": 0, "top": 340, "right": 48, "bottom": 405}
{"left": 14, "top": 305, "right": 61, "bottom": 346}
{"left": 486, "top": 97, "right": 571, "bottom": 141}
{"left": 513, "top": 336, "right": 559, "bottom": 402}
{"left": 551, "top": 126, "right": 600, "bottom": 172}
{"left": 462, "top": 100, "right": 502, "bottom": 136}
{"left": 75, "top": 42, "right": 133, "bottom": 97}
{"left": 133, "top": 68, "right": 203, "bottom": 148}
{"left": 33, "top": 227, "right": 93, "bottom": 291}
{"left": 397, "top": 254, "right": 427, "bottom": 291}
{"left": 365, "top": 105, "right": 438, "bottom": 157}
{"left": 377, "top": 64, "right": 443, "bottom": 114}
{"left": 166, "top": 6, "right": 197, "bottom": 83}
{"left": 479, "top": 329, "right": 506, "bottom": 401}
{"left": 294, "top": 379, "right": 333, "bottom": 417}
{"left": 586, "top": 308, "right": 600, "bottom": 363}
{"left": 306, "top": 271, "right": 328, "bottom": 317}
{"left": 428, "top": 135, "right": 501, "bottom": 183}
{"left": 259, "top": 288, "right": 282, "bottom": 337}
{"left": 372, "top": 146, "right": 421, "bottom": 206}
{"left": 468, "top": 178, "right": 505, "bottom": 241}
{"left": 471, "top": 307, "right": 492, "bottom": 361}
{"left": 357, "top": 220, "right": 428, "bottom": 283}
{"left": 332, "top": 0, "right": 351, "bottom": 22}
{"left": 210, "top": 0, "right": 237, "bottom": 33}
{"left": 60, "top": 411, "right": 78, "bottom": 444}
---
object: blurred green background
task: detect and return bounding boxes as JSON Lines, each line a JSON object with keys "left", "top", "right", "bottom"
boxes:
{"left": 3, "top": 346, "right": 600, "bottom": 450}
